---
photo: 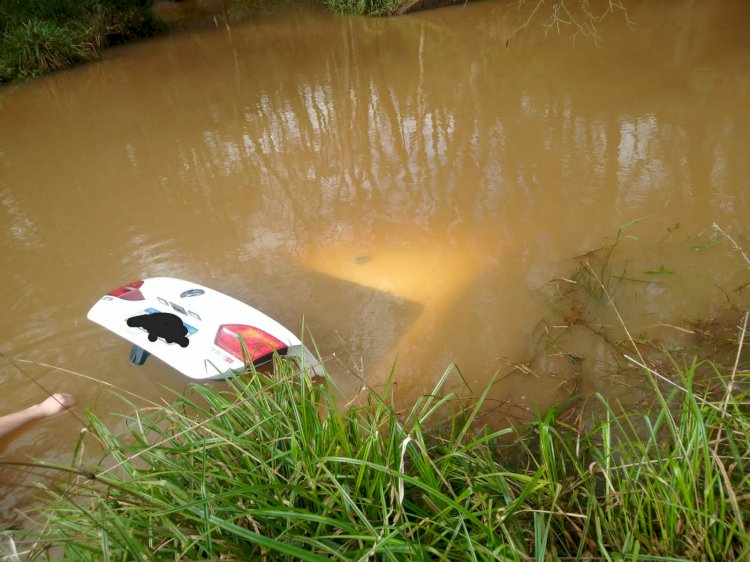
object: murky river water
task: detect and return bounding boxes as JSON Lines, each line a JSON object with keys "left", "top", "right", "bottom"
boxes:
{"left": 1, "top": 0, "right": 749, "bottom": 525}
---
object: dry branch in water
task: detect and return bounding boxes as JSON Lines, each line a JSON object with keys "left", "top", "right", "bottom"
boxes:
{"left": 508, "top": 0, "right": 633, "bottom": 44}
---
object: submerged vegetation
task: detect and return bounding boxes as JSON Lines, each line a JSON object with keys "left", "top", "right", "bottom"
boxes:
{"left": 4, "top": 225, "right": 750, "bottom": 561}
{"left": 0, "top": 0, "right": 158, "bottom": 83}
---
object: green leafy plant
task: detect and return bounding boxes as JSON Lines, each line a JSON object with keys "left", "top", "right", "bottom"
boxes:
{"left": 4, "top": 347, "right": 748, "bottom": 560}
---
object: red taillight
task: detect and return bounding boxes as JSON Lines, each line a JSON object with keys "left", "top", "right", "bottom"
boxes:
{"left": 107, "top": 280, "right": 145, "bottom": 301}
{"left": 214, "top": 324, "right": 287, "bottom": 364}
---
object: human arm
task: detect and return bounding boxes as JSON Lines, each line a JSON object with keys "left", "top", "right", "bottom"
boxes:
{"left": 0, "top": 394, "right": 76, "bottom": 439}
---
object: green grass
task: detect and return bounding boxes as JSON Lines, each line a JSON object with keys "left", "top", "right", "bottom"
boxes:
{"left": 0, "top": 19, "right": 98, "bottom": 79}
{"left": 0, "top": 0, "right": 159, "bottom": 83}
{"left": 323, "top": 0, "right": 409, "bottom": 16}
{"left": 4, "top": 347, "right": 748, "bottom": 561}
{"left": 2, "top": 224, "right": 748, "bottom": 559}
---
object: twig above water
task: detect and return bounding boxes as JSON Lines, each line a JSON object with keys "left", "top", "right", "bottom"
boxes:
{"left": 713, "top": 223, "right": 750, "bottom": 267}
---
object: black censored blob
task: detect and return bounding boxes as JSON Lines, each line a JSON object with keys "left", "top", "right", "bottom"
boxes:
{"left": 127, "top": 312, "right": 189, "bottom": 348}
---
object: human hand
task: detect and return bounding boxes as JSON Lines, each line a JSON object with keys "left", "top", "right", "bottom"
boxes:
{"left": 35, "top": 393, "right": 76, "bottom": 417}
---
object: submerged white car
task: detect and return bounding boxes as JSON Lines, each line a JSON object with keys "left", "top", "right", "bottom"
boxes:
{"left": 87, "top": 277, "right": 322, "bottom": 380}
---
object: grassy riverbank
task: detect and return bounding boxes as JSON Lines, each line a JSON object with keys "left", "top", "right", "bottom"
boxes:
{"left": 4, "top": 343, "right": 748, "bottom": 560}
{"left": 0, "top": 0, "right": 411, "bottom": 83}
{"left": 0, "top": 0, "right": 632, "bottom": 83}
{"left": 0, "top": 0, "right": 158, "bottom": 83}
{"left": 2, "top": 226, "right": 749, "bottom": 560}
{"left": 0, "top": 0, "right": 405, "bottom": 82}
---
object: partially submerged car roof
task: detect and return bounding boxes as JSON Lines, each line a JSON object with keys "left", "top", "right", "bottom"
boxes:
{"left": 88, "top": 277, "right": 322, "bottom": 380}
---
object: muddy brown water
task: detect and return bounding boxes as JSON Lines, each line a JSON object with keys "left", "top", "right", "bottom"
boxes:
{"left": 1, "top": 0, "right": 750, "bottom": 526}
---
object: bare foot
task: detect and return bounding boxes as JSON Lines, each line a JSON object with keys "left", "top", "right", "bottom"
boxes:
{"left": 36, "top": 393, "right": 76, "bottom": 417}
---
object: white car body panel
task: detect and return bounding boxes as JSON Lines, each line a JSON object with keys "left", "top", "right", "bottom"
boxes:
{"left": 87, "top": 277, "right": 321, "bottom": 380}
